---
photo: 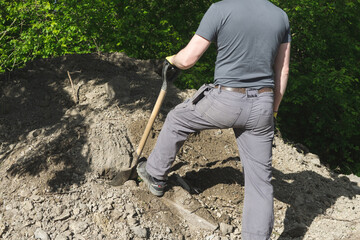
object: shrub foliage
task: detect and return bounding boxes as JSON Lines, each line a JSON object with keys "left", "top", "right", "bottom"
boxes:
{"left": 0, "top": 0, "right": 359, "bottom": 175}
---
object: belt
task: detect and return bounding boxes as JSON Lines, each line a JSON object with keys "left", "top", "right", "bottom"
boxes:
{"left": 214, "top": 85, "right": 273, "bottom": 94}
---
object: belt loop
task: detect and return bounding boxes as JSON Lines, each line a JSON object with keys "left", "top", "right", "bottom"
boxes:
{"left": 217, "top": 84, "right": 221, "bottom": 93}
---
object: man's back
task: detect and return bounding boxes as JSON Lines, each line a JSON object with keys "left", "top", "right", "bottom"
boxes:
{"left": 196, "top": 0, "right": 291, "bottom": 88}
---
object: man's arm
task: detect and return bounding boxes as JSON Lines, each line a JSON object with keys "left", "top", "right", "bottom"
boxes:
{"left": 168, "top": 34, "right": 211, "bottom": 70}
{"left": 273, "top": 42, "right": 291, "bottom": 112}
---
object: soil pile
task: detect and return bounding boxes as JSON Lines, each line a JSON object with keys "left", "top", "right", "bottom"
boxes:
{"left": 0, "top": 53, "right": 359, "bottom": 240}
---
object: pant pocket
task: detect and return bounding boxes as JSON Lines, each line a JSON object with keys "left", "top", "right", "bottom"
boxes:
{"left": 196, "top": 95, "right": 242, "bottom": 128}
{"left": 254, "top": 98, "right": 273, "bottom": 130}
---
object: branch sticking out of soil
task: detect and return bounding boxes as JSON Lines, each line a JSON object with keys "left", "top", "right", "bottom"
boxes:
{"left": 67, "top": 71, "right": 79, "bottom": 104}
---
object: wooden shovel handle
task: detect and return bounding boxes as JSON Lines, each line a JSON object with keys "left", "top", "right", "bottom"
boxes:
{"left": 134, "top": 89, "right": 167, "bottom": 165}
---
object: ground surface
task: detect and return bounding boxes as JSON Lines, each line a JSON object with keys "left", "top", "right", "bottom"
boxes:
{"left": 0, "top": 53, "right": 359, "bottom": 240}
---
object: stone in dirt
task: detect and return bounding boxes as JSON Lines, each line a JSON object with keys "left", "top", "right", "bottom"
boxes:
{"left": 34, "top": 228, "right": 50, "bottom": 240}
{"left": 131, "top": 225, "right": 148, "bottom": 238}
{"left": 220, "top": 222, "right": 234, "bottom": 235}
{"left": 54, "top": 209, "right": 72, "bottom": 221}
{"left": 23, "top": 200, "right": 34, "bottom": 211}
{"left": 69, "top": 221, "right": 89, "bottom": 234}
{"left": 54, "top": 234, "right": 68, "bottom": 240}
{"left": 162, "top": 197, "right": 218, "bottom": 232}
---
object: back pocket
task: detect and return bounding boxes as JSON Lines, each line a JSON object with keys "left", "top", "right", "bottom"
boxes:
{"left": 254, "top": 97, "right": 273, "bottom": 130}
{"left": 197, "top": 97, "right": 242, "bottom": 128}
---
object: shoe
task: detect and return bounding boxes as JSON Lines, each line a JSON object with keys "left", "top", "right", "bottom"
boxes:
{"left": 137, "top": 161, "right": 166, "bottom": 197}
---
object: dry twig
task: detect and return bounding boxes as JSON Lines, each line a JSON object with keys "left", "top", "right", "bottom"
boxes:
{"left": 67, "top": 71, "right": 78, "bottom": 104}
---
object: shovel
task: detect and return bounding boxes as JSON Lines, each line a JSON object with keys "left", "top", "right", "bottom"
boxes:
{"left": 110, "top": 60, "right": 179, "bottom": 186}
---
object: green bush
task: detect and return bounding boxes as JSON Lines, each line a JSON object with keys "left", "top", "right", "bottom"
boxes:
{"left": 0, "top": 0, "right": 121, "bottom": 72}
{"left": 274, "top": 0, "right": 360, "bottom": 174}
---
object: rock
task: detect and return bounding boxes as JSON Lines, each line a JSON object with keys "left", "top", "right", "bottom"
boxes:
{"left": 54, "top": 234, "right": 68, "bottom": 240}
{"left": 79, "top": 203, "right": 89, "bottom": 213}
{"left": 131, "top": 225, "right": 148, "bottom": 238}
{"left": 23, "top": 200, "right": 34, "bottom": 211}
{"left": 71, "top": 193, "right": 80, "bottom": 201}
{"left": 99, "top": 201, "right": 113, "bottom": 212}
{"left": 34, "top": 228, "right": 50, "bottom": 240}
{"left": 126, "top": 214, "right": 138, "bottom": 226}
{"left": 54, "top": 209, "right": 72, "bottom": 221}
{"left": 55, "top": 205, "right": 66, "bottom": 216}
{"left": 110, "top": 209, "right": 123, "bottom": 220}
{"left": 162, "top": 197, "right": 218, "bottom": 232}
{"left": 69, "top": 221, "right": 89, "bottom": 234}
{"left": 125, "top": 203, "right": 136, "bottom": 216}
{"left": 19, "top": 189, "right": 31, "bottom": 197}
{"left": 60, "top": 222, "right": 69, "bottom": 232}
{"left": 106, "top": 192, "right": 114, "bottom": 198}
{"left": 34, "top": 211, "right": 43, "bottom": 221}
{"left": 73, "top": 207, "right": 81, "bottom": 216}
{"left": 220, "top": 222, "right": 234, "bottom": 235}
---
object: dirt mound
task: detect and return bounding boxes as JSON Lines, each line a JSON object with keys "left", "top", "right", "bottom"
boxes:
{"left": 0, "top": 53, "right": 359, "bottom": 239}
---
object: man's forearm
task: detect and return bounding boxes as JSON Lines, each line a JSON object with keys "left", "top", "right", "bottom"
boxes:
{"left": 273, "top": 43, "right": 291, "bottom": 112}
{"left": 273, "top": 73, "right": 289, "bottom": 112}
{"left": 168, "top": 34, "right": 211, "bottom": 70}
{"left": 171, "top": 50, "right": 196, "bottom": 70}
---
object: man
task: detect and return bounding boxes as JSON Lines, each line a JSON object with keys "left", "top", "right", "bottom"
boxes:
{"left": 137, "top": 0, "right": 291, "bottom": 239}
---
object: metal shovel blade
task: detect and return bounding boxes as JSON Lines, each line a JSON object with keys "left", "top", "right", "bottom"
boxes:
{"left": 108, "top": 167, "right": 134, "bottom": 186}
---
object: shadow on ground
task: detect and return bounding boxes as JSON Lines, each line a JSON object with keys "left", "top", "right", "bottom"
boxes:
{"left": 182, "top": 158, "right": 244, "bottom": 194}
{"left": 273, "top": 168, "right": 358, "bottom": 239}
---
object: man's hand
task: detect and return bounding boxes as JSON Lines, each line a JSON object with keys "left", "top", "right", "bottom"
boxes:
{"left": 273, "top": 111, "right": 278, "bottom": 119}
{"left": 273, "top": 111, "right": 278, "bottom": 133}
{"left": 164, "top": 57, "right": 181, "bottom": 82}
{"left": 166, "top": 55, "right": 175, "bottom": 65}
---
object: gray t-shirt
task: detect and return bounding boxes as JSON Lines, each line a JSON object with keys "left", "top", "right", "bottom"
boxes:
{"left": 196, "top": 0, "right": 291, "bottom": 88}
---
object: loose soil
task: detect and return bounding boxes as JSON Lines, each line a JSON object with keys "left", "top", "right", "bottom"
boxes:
{"left": 0, "top": 53, "right": 359, "bottom": 240}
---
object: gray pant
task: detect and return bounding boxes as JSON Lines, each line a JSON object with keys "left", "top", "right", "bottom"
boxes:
{"left": 147, "top": 84, "right": 274, "bottom": 240}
